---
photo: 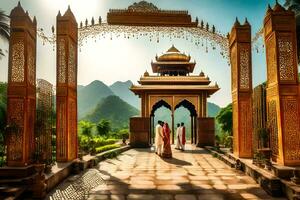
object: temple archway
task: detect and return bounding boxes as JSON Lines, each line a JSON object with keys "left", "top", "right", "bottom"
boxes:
{"left": 174, "top": 99, "right": 197, "bottom": 145}
{"left": 130, "top": 46, "right": 219, "bottom": 147}
{"left": 150, "top": 99, "right": 172, "bottom": 145}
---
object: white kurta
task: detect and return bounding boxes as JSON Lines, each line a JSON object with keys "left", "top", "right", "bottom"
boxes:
{"left": 175, "top": 127, "right": 181, "bottom": 148}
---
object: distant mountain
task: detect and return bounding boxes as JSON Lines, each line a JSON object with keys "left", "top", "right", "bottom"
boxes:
{"left": 84, "top": 95, "right": 139, "bottom": 130}
{"left": 78, "top": 80, "right": 114, "bottom": 118}
{"left": 208, "top": 102, "right": 221, "bottom": 117}
{"left": 109, "top": 80, "right": 140, "bottom": 109}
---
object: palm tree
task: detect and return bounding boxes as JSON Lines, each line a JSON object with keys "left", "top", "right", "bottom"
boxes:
{"left": 285, "top": 0, "right": 300, "bottom": 64}
{"left": 0, "top": 9, "right": 9, "bottom": 58}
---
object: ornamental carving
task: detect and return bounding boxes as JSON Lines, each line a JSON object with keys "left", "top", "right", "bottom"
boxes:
{"left": 240, "top": 101, "right": 252, "bottom": 154}
{"left": 230, "top": 45, "right": 237, "bottom": 90}
{"left": 36, "top": 79, "right": 53, "bottom": 161}
{"left": 7, "top": 99, "right": 24, "bottom": 161}
{"left": 58, "top": 39, "right": 66, "bottom": 83}
{"left": 11, "top": 41, "right": 25, "bottom": 82}
{"left": 282, "top": 99, "right": 300, "bottom": 160}
{"left": 68, "top": 100, "right": 77, "bottom": 159}
{"left": 268, "top": 100, "right": 278, "bottom": 160}
{"left": 128, "top": 1, "right": 159, "bottom": 12}
{"left": 266, "top": 37, "right": 277, "bottom": 85}
{"left": 57, "top": 102, "right": 66, "bottom": 158}
{"left": 28, "top": 48, "right": 35, "bottom": 85}
{"left": 68, "top": 42, "right": 76, "bottom": 85}
{"left": 278, "top": 37, "right": 294, "bottom": 81}
{"left": 239, "top": 45, "right": 250, "bottom": 90}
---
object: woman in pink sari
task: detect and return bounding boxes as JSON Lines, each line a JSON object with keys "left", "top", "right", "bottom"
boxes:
{"left": 162, "top": 122, "right": 172, "bottom": 158}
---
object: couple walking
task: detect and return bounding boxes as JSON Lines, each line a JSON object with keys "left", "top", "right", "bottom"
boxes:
{"left": 155, "top": 120, "right": 172, "bottom": 158}
{"left": 155, "top": 121, "right": 186, "bottom": 158}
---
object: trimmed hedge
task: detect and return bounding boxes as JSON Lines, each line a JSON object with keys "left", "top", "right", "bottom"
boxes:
{"left": 95, "top": 144, "right": 121, "bottom": 154}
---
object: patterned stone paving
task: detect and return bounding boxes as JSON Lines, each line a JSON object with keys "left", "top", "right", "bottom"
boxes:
{"left": 47, "top": 145, "right": 287, "bottom": 200}
{"left": 47, "top": 169, "right": 105, "bottom": 200}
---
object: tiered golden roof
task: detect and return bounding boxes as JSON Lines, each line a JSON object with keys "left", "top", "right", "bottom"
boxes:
{"left": 151, "top": 45, "right": 196, "bottom": 74}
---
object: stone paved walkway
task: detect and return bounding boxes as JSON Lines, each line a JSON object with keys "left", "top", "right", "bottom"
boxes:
{"left": 87, "top": 145, "right": 287, "bottom": 200}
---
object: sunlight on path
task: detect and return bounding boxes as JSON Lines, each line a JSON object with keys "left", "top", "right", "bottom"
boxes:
{"left": 47, "top": 145, "right": 287, "bottom": 200}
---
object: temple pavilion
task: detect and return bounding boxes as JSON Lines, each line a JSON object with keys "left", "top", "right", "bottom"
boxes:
{"left": 130, "top": 45, "right": 219, "bottom": 147}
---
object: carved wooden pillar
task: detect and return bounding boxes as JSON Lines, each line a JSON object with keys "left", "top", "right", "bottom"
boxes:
{"left": 264, "top": 3, "right": 300, "bottom": 166}
{"left": 6, "top": 3, "right": 37, "bottom": 167}
{"left": 56, "top": 7, "right": 78, "bottom": 162}
{"left": 229, "top": 18, "right": 253, "bottom": 158}
{"left": 202, "top": 92, "right": 207, "bottom": 117}
{"left": 191, "top": 115, "right": 194, "bottom": 144}
{"left": 171, "top": 112, "right": 174, "bottom": 144}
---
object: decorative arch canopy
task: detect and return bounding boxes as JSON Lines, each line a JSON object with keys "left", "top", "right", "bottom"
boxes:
{"left": 151, "top": 99, "right": 172, "bottom": 116}
{"left": 175, "top": 99, "right": 197, "bottom": 116}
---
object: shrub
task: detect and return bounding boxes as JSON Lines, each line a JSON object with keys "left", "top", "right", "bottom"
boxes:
{"left": 95, "top": 144, "right": 121, "bottom": 154}
{"left": 78, "top": 135, "right": 118, "bottom": 154}
{"left": 109, "top": 129, "right": 129, "bottom": 139}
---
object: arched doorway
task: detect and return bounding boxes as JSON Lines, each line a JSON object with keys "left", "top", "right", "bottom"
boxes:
{"left": 150, "top": 100, "right": 172, "bottom": 145}
{"left": 174, "top": 99, "right": 197, "bottom": 145}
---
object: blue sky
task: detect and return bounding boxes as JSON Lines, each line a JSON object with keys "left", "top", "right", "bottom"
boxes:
{"left": 0, "top": 0, "right": 285, "bottom": 107}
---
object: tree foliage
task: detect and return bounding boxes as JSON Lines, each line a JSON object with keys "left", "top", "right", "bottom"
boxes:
{"left": 96, "top": 119, "right": 111, "bottom": 137}
{"left": 79, "top": 121, "right": 94, "bottom": 137}
{"left": 216, "top": 103, "right": 232, "bottom": 135}
{"left": 0, "top": 10, "right": 10, "bottom": 59}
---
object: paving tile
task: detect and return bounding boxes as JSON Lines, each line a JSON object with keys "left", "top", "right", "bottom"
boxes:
{"left": 47, "top": 145, "right": 282, "bottom": 200}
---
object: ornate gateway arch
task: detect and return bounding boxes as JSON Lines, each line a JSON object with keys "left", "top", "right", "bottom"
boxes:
{"left": 130, "top": 46, "right": 219, "bottom": 147}
{"left": 6, "top": 1, "right": 300, "bottom": 168}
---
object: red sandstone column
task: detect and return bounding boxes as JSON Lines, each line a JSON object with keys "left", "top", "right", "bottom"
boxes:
{"left": 56, "top": 7, "right": 78, "bottom": 162}
{"left": 229, "top": 18, "right": 253, "bottom": 158}
{"left": 6, "top": 2, "right": 37, "bottom": 166}
{"left": 264, "top": 3, "right": 300, "bottom": 166}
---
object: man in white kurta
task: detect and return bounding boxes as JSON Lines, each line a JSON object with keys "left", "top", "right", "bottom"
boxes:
{"left": 175, "top": 123, "right": 181, "bottom": 149}
{"left": 155, "top": 121, "right": 163, "bottom": 156}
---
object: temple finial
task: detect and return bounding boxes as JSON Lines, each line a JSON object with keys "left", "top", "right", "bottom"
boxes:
{"left": 234, "top": 17, "right": 240, "bottom": 26}
{"left": 17, "top": 1, "right": 21, "bottom": 7}
{"left": 68, "top": 5, "right": 71, "bottom": 10}
{"left": 244, "top": 17, "right": 250, "bottom": 26}
{"left": 33, "top": 16, "right": 37, "bottom": 24}
{"left": 57, "top": 10, "right": 61, "bottom": 17}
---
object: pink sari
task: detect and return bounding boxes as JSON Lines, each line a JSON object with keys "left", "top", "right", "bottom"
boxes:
{"left": 162, "top": 123, "right": 172, "bottom": 158}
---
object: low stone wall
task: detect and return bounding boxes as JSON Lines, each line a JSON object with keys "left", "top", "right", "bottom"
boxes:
{"left": 45, "top": 145, "right": 131, "bottom": 196}
{"left": 205, "top": 146, "right": 300, "bottom": 200}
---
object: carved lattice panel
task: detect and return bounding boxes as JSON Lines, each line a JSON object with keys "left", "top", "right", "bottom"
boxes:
{"left": 282, "top": 98, "right": 300, "bottom": 161}
{"left": 239, "top": 44, "right": 250, "bottom": 90}
{"left": 7, "top": 99, "right": 24, "bottom": 161}
{"left": 36, "top": 79, "right": 53, "bottom": 161}
{"left": 58, "top": 39, "right": 66, "bottom": 83}
{"left": 266, "top": 37, "right": 277, "bottom": 85}
{"left": 268, "top": 100, "right": 278, "bottom": 160}
{"left": 68, "top": 42, "right": 76, "bottom": 85}
{"left": 57, "top": 102, "right": 67, "bottom": 159}
{"left": 11, "top": 41, "right": 25, "bottom": 82}
{"left": 68, "top": 100, "right": 77, "bottom": 159}
{"left": 27, "top": 47, "right": 35, "bottom": 85}
{"left": 240, "top": 100, "right": 252, "bottom": 156}
{"left": 278, "top": 37, "right": 295, "bottom": 81}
